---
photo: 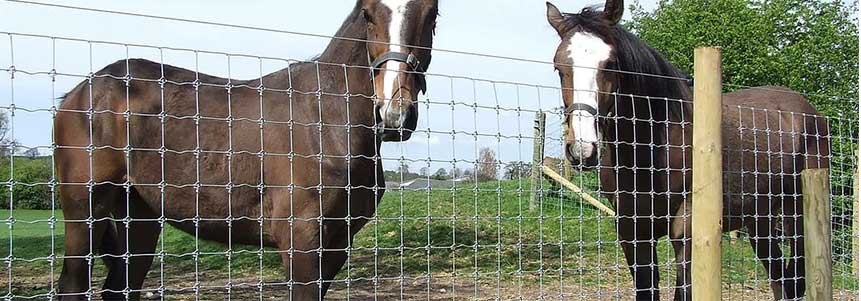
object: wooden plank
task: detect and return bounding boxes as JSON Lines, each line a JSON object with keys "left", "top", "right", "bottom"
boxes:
{"left": 691, "top": 47, "right": 723, "bottom": 301}
{"left": 540, "top": 165, "right": 615, "bottom": 216}
{"left": 801, "top": 168, "right": 833, "bottom": 301}
{"left": 728, "top": 230, "right": 738, "bottom": 244}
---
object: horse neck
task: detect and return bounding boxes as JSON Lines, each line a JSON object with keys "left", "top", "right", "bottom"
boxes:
{"left": 318, "top": 6, "right": 371, "bottom": 71}
{"left": 610, "top": 28, "right": 693, "bottom": 124}
{"left": 615, "top": 76, "right": 692, "bottom": 123}
{"left": 314, "top": 6, "right": 376, "bottom": 107}
{"left": 313, "top": 8, "right": 380, "bottom": 152}
{"left": 603, "top": 77, "right": 692, "bottom": 168}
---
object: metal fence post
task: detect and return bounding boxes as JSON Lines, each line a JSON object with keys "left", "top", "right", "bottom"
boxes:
{"left": 692, "top": 46, "right": 723, "bottom": 301}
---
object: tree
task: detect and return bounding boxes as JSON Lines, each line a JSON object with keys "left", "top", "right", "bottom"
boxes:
{"left": 419, "top": 166, "right": 429, "bottom": 177}
{"left": 476, "top": 147, "right": 498, "bottom": 182}
{"left": 450, "top": 167, "right": 463, "bottom": 179}
{"left": 0, "top": 157, "right": 52, "bottom": 209}
{"left": 23, "top": 148, "right": 39, "bottom": 159}
{"left": 432, "top": 168, "right": 448, "bottom": 180}
{"left": 462, "top": 168, "right": 475, "bottom": 180}
{"left": 628, "top": 0, "right": 858, "bottom": 184}
{"left": 503, "top": 161, "right": 531, "bottom": 180}
{"left": 629, "top": 0, "right": 857, "bottom": 119}
{"left": 0, "top": 114, "right": 16, "bottom": 157}
{"left": 398, "top": 162, "right": 411, "bottom": 175}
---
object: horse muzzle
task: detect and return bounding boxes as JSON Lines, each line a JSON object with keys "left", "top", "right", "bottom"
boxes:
{"left": 377, "top": 102, "right": 418, "bottom": 141}
{"left": 566, "top": 142, "right": 600, "bottom": 170}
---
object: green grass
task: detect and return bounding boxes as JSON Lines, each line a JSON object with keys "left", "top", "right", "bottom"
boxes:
{"left": 0, "top": 180, "right": 857, "bottom": 297}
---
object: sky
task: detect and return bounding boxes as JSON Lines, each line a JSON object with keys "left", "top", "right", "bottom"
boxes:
{"left": 0, "top": 0, "right": 657, "bottom": 173}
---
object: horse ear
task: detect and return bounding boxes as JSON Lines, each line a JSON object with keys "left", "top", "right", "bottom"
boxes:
{"left": 603, "top": 0, "right": 624, "bottom": 25}
{"left": 546, "top": 2, "right": 566, "bottom": 36}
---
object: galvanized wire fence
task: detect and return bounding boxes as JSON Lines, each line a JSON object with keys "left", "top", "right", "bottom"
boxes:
{"left": 540, "top": 88, "right": 859, "bottom": 300}
{"left": 0, "top": 2, "right": 858, "bottom": 301}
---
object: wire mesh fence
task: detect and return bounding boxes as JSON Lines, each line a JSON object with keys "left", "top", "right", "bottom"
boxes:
{"left": 543, "top": 92, "right": 858, "bottom": 300}
{"left": 0, "top": 1, "right": 859, "bottom": 301}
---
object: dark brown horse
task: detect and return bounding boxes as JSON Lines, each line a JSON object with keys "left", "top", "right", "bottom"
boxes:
{"left": 54, "top": 0, "right": 438, "bottom": 299}
{"left": 546, "top": 1, "right": 830, "bottom": 300}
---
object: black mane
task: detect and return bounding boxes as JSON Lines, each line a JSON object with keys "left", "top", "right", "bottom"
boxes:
{"left": 562, "top": 7, "right": 692, "bottom": 122}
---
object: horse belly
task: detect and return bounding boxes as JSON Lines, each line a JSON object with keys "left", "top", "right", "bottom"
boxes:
{"left": 721, "top": 102, "right": 805, "bottom": 220}
{"left": 132, "top": 183, "right": 275, "bottom": 246}
{"left": 128, "top": 146, "right": 275, "bottom": 246}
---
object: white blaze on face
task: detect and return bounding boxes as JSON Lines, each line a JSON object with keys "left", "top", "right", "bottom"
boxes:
{"left": 566, "top": 32, "right": 612, "bottom": 158}
{"left": 380, "top": 0, "right": 410, "bottom": 127}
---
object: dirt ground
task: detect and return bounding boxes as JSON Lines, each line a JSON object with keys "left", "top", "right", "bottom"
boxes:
{"left": 4, "top": 264, "right": 857, "bottom": 300}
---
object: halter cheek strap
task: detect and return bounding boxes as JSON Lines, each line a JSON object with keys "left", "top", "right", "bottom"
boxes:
{"left": 371, "top": 52, "right": 427, "bottom": 93}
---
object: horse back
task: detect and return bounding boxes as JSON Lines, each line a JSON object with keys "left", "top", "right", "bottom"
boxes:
{"left": 720, "top": 86, "right": 830, "bottom": 218}
{"left": 55, "top": 58, "right": 385, "bottom": 246}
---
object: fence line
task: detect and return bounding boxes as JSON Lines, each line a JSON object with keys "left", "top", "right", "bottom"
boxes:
{"left": 0, "top": 14, "right": 857, "bottom": 301}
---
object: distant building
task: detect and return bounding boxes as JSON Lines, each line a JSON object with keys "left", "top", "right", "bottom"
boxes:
{"left": 385, "top": 177, "right": 471, "bottom": 190}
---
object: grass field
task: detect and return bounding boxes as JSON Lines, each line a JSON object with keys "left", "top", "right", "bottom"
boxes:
{"left": 0, "top": 180, "right": 857, "bottom": 299}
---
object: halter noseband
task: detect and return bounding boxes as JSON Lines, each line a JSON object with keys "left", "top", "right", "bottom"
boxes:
{"left": 565, "top": 102, "right": 599, "bottom": 117}
{"left": 564, "top": 86, "right": 624, "bottom": 119}
{"left": 371, "top": 52, "right": 428, "bottom": 93}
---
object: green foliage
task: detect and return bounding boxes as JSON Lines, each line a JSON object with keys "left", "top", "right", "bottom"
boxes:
{"left": 0, "top": 157, "right": 54, "bottom": 210}
{"left": 432, "top": 167, "right": 449, "bottom": 180}
{"left": 383, "top": 169, "right": 423, "bottom": 182}
{"left": 630, "top": 0, "right": 858, "bottom": 102}
{"left": 382, "top": 162, "right": 421, "bottom": 183}
{"left": 628, "top": 0, "right": 858, "bottom": 139}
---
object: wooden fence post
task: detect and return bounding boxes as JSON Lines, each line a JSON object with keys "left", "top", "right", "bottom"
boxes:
{"left": 691, "top": 47, "right": 723, "bottom": 301}
{"left": 562, "top": 122, "right": 574, "bottom": 180}
{"left": 853, "top": 155, "right": 859, "bottom": 278}
{"left": 801, "top": 169, "right": 832, "bottom": 301}
{"left": 530, "top": 111, "right": 546, "bottom": 211}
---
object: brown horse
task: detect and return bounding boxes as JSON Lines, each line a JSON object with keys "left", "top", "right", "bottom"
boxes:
{"left": 546, "top": 1, "right": 830, "bottom": 300}
{"left": 54, "top": 0, "right": 438, "bottom": 299}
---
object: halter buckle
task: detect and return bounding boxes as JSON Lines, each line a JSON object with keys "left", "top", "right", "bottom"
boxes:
{"left": 370, "top": 51, "right": 427, "bottom": 93}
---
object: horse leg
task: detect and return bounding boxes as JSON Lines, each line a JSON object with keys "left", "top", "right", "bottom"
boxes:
{"left": 781, "top": 206, "right": 804, "bottom": 299}
{"left": 669, "top": 203, "right": 692, "bottom": 301}
{"left": 57, "top": 185, "right": 118, "bottom": 301}
{"left": 319, "top": 219, "right": 350, "bottom": 297}
{"left": 746, "top": 217, "right": 786, "bottom": 300}
{"left": 619, "top": 217, "right": 661, "bottom": 300}
{"left": 275, "top": 216, "right": 323, "bottom": 300}
{"left": 98, "top": 219, "right": 124, "bottom": 300}
{"left": 102, "top": 188, "right": 161, "bottom": 300}
{"left": 669, "top": 239, "right": 691, "bottom": 301}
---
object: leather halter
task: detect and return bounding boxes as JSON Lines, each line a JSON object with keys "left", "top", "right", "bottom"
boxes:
{"left": 565, "top": 102, "right": 599, "bottom": 117}
{"left": 564, "top": 73, "right": 692, "bottom": 119}
{"left": 371, "top": 52, "right": 427, "bottom": 93}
